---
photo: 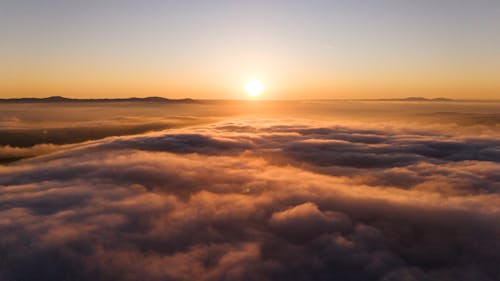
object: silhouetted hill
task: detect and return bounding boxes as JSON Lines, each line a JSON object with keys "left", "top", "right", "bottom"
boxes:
{"left": 374, "top": 97, "right": 455, "bottom": 102}
{"left": 0, "top": 96, "right": 198, "bottom": 103}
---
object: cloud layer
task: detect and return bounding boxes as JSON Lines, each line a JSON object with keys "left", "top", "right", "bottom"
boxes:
{"left": 0, "top": 119, "right": 499, "bottom": 281}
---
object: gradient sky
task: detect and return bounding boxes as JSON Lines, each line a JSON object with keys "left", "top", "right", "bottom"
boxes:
{"left": 1, "top": 0, "right": 499, "bottom": 99}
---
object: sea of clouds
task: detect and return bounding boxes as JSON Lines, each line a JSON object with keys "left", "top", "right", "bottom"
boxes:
{"left": 1, "top": 118, "right": 499, "bottom": 281}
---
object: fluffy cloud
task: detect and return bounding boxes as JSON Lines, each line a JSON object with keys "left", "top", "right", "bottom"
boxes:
{"left": 0, "top": 119, "right": 499, "bottom": 281}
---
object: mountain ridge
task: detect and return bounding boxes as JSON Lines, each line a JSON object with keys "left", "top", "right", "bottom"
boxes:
{"left": 0, "top": 96, "right": 198, "bottom": 103}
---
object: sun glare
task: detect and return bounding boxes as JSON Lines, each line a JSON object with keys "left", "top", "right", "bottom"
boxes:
{"left": 244, "top": 79, "right": 264, "bottom": 98}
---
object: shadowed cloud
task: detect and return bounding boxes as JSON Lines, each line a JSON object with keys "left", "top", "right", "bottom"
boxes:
{"left": 0, "top": 118, "right": 499, "bottom": 281}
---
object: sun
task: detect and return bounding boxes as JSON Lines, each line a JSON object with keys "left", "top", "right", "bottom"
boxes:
{"left": 244, "top": 79, "right": 264, "bottom": 98}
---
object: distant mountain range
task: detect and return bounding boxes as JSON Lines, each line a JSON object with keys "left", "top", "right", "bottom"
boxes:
{"left": 0, "top": 96, "right": 497, "bottom": 103}
{"left": 373, "top": 97, "right": 454, "bottom": 102}
{"left": 0, "top": 96, "right": 198, "bottom": 103}
{"left": 356, "top": 97, "right": 499, "bottom": 102}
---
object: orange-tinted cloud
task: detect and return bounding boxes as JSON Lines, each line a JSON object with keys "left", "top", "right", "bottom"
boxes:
{"left": 0, "top": 119, "right": 499, "bottom": 281}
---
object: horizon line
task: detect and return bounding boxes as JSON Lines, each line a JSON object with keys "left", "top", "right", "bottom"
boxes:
{"left": 1, "top": 95, "right": 499, "bottom": 103}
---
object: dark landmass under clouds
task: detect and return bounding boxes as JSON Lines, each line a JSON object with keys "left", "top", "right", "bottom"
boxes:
{"left": 0, "top": 120, "right": 191, "bottom": 148}
{"left": 0, "top": 101, "right": 499, "bottom": 281}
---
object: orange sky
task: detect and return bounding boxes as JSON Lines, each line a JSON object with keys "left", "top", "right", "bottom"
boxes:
{"left": 1, "top": 1, "right": 499, "bottom": 99}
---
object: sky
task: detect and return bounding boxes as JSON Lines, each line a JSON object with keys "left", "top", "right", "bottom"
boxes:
{"left": 0, "top": 0, "right": 499, "bottom": 99}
